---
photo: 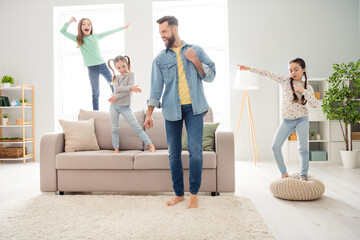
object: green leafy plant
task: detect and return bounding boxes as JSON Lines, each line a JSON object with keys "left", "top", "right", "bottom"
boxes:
{"left": 1, "top": 75, "right": 14, "bottom": 85}
{"left": 310, "top": 132, "right": 315, "bottom": 137}
{"left": 0, "top": 137, "right": 22, "bottom": 140}
{"left": 19, "top": 98, "right": 28, "bottom": 103}
{"left": 2, "top": 113, "right": 9, "bottom": 118}
{"left": 0, "top": 137, "right": 22, "bottom": 141}
{"left": 322, "top": 59, "right": 360, "bottom": 151}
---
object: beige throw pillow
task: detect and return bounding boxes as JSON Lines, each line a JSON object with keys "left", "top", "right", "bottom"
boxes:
{"left": 59, "top": 118, "right": 100, "bottom": 152}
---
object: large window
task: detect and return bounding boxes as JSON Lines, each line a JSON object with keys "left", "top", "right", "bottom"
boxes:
{"left": 53, "top": 4, "right": 124, "bottom": 128}
{"left": 153, "top": 0, "right": 229, "bottom": 128}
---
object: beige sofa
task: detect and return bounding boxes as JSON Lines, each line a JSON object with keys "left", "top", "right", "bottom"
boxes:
{"left": 40, "top": 109, "right": 235, "bottom": 195}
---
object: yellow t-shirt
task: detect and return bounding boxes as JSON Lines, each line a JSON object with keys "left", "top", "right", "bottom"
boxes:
{"left": 172, "top": 46, "right": 192, "bottom": 105}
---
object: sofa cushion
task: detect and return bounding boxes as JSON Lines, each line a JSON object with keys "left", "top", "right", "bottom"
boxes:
{"left": 56, "top": 150, "right": 142, "bottom": 170}
{"left": 144, "top": 110, "right": 168, "bottom": 149}
{"left": 203, "top": 108, "right": 213, "bottom": 122}
{"left": 182, "top": 122, "right": 220, "bottom": 151}
{"left": 59, "top": 118, "right": 100, "bottom": 152}
{"left": 134, "top": 150, "right": 216, "bottom": 169}
{"left": 145, "top": 108, "right": 214, "bottom": 150}
{"left": 78, "top": 109, "right": 145, "bottom": 150}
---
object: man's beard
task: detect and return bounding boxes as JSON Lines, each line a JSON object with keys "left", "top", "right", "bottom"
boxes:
{"left": 165, "top": 33, "right": 175, "bottom": 48}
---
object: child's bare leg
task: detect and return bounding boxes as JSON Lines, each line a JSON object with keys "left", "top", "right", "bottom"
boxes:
{"left": 166, "top": 196, "right": 185, "bottom": 206}
{"left": 114, "top": 148, "right": 119, "bottom": 153}
{"left": 149, "top": 143, "right": 156, "bottom": 152}
{"left": 187, "top": 194, "right": 199, "bottom": 209}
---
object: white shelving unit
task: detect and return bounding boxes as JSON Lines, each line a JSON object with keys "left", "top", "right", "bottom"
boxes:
{"left": 0, "top": 85, "right": 35, "bottom": 164}
{"left": 280, "top": 78, "right": 360, "bottom": 163}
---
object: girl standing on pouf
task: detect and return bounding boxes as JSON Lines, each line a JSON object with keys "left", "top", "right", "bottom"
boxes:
{"left": 107, "top": 55, "right": 156, "bottom": 153}
{"left": 60, "top": 16, "right": 131, "bottom": 110}
{"left": 238, "top": 58, "right": 319, "bottom": 181}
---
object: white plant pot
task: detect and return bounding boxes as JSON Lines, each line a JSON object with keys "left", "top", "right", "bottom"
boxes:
{"left": 2, "top": 118, "right": 8, "bottom": 126}
{"left": 3, "top": 83, "right": 11, "bottom": 88}
{"left": 340, "top": 150, "right": 360, "bottom": 168}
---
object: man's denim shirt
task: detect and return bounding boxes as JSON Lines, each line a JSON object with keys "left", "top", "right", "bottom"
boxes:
{"left": 148, "top": 41, "right": 216, "bottom": 121}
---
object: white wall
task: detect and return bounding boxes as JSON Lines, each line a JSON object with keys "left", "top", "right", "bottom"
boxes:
{"left": 0, "top": 0, "right": 359, "bottom": 161}
{"left": 228, "top": 0, "right": 360, "bottom": 160}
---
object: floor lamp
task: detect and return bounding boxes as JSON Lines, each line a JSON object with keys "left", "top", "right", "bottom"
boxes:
{"left": 235, "top": 70, "right": 260, "bottom": 166}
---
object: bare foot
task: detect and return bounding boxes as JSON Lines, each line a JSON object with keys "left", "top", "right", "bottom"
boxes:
{"left": 114, "top": 148, "right": 119, "bottom": 153}
{"left": 187, "top": 194, "right": 199, "bottom": 209}
{"left": 300, "top": 177, "right": 307, "bottom": 181}
{"left": 149, "top": 144, "right": 156, "bottom": 152}
{"left": 166, "top": 196, "right": 185, "bottom": 206}
{"left": 281, "top": 173, "right": 289, "bottom": 178}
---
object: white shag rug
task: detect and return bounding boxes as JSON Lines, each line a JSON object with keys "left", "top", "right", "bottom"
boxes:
{"left": 0, "top": 195, "right": 274, "bottom": 240}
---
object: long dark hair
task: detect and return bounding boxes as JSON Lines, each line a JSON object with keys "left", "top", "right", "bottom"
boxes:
{"left": 107, "top": 55, "right": 131, "bottom": 84}
{"left": 289, "top": 58, "right": 307, "bottom": 105}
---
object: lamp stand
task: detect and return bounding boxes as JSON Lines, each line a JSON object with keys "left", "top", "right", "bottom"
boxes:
{"left": 235, "top": 91, "right": 260, "bottom": 166}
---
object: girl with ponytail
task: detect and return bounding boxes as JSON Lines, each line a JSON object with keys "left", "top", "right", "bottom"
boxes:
{"left": 238, "top": 58, "right": 319, "bottom": 181}
{"left": 107, "top": 55, "right": 155, "bottom": 153}
{"left": 60, "top": 16, "right": 131, "bottom": 110}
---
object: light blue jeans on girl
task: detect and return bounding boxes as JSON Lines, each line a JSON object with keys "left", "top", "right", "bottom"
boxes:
{"left": 110, "top": 105, "right": 152, "bottom": 149}
{"left": 88, "top": 63, "right": 114, "bottom": 110}
{"left": 271, "top": 116, "right": 309, "bottom": 179}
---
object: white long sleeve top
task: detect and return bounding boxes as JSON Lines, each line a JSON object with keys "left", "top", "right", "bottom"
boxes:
{"left": 250, "top": 66, "right": 319, "bottom": 120}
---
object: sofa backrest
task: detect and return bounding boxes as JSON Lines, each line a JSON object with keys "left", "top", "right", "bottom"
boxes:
{"left": 144, "top": 108, "right": 213, "bottom": 150}
{"left": 78, "top": 108, "right": 213, "bottom": 151}
{"left": 78, "top": 109, "right": 145, "bottom": 150}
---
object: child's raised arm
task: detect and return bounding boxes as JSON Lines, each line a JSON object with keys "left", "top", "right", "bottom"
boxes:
{"left": 67, "top": 16, "right": 77, "bottom": 25}
{"left": 97, "top": 21, "right": 132, "bottom": 40}
{"left": 60, "top": 16, "right": 77, "bottom": 42}
{"left": 238, "top": 64, "right": 288, "bottom": 86}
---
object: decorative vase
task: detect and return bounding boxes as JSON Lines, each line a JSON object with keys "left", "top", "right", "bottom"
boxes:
{"left": 2, "top": 118, "right": 8, "bottom": 126}
{"left": 316, "top": 133, "right": 321, "bottom": 140}
{"left": 340, "top": 150, "right": 359, "bottom": 168}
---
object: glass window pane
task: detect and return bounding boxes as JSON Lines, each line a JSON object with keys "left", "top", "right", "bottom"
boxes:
{"left": 56, "top": 4, "right": 124, "bottom": 121}
{"left": 153, "top": 0, "right": 229, "bottom": 128}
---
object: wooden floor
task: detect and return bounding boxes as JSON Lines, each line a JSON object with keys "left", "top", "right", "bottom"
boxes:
{"left": 236, "top": 160, "right": 360, "bottom": 240}
{"left": 0, "top": 160, "right": 360, "bottom": 240}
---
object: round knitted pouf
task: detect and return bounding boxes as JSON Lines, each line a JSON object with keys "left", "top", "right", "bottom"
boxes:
{"left": 269, "top": 173, "right": 325, "bottom": 201}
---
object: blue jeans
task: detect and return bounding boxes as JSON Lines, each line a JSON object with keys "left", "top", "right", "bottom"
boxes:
{"left": 165, "top": 104, "right": 203, "bottom": 196}
{"left": 110, "top": 105, "right": 152, "bottom": 149}
{"left": 272, "top": 116, "right": 309, "bottom": 179}
{"left": 87, "top": 63, "right": 114, "bottom": 110}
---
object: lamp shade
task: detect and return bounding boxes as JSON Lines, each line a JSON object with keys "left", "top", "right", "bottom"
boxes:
{"left": 235, "top": 70, "right": 259, "bottom": 90}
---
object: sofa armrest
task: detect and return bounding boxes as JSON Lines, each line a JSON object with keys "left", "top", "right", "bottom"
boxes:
{"left": 215, "top": 130, "right": 235, "bottom": 192}
{"left": 40, "top": 133, "right": 65, "bottom": 192}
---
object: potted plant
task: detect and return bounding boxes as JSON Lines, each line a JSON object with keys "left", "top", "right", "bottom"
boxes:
{"left": 19, "top": 98, "right": 28, "bottom": 105}
{"left": 1, "top": 75, "right": 14, "bottom": 88}
{"left": 310, "top": 132, "right": 316, "bottom": 140}
{"left": 2, "top": 113, "right": 9, "bottom": 126}
{"left": 322, "top": 59, "right": 360, "bottom": 168}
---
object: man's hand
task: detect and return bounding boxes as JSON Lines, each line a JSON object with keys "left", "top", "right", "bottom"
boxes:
{"left": 185, "top": 48, "right": 198, "bottom": 63}
{"left": 185, "top": 48, "right": 205, "bottom": 76}
{"left": 144, "top": 116, "right": 153, "bottom": 129}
